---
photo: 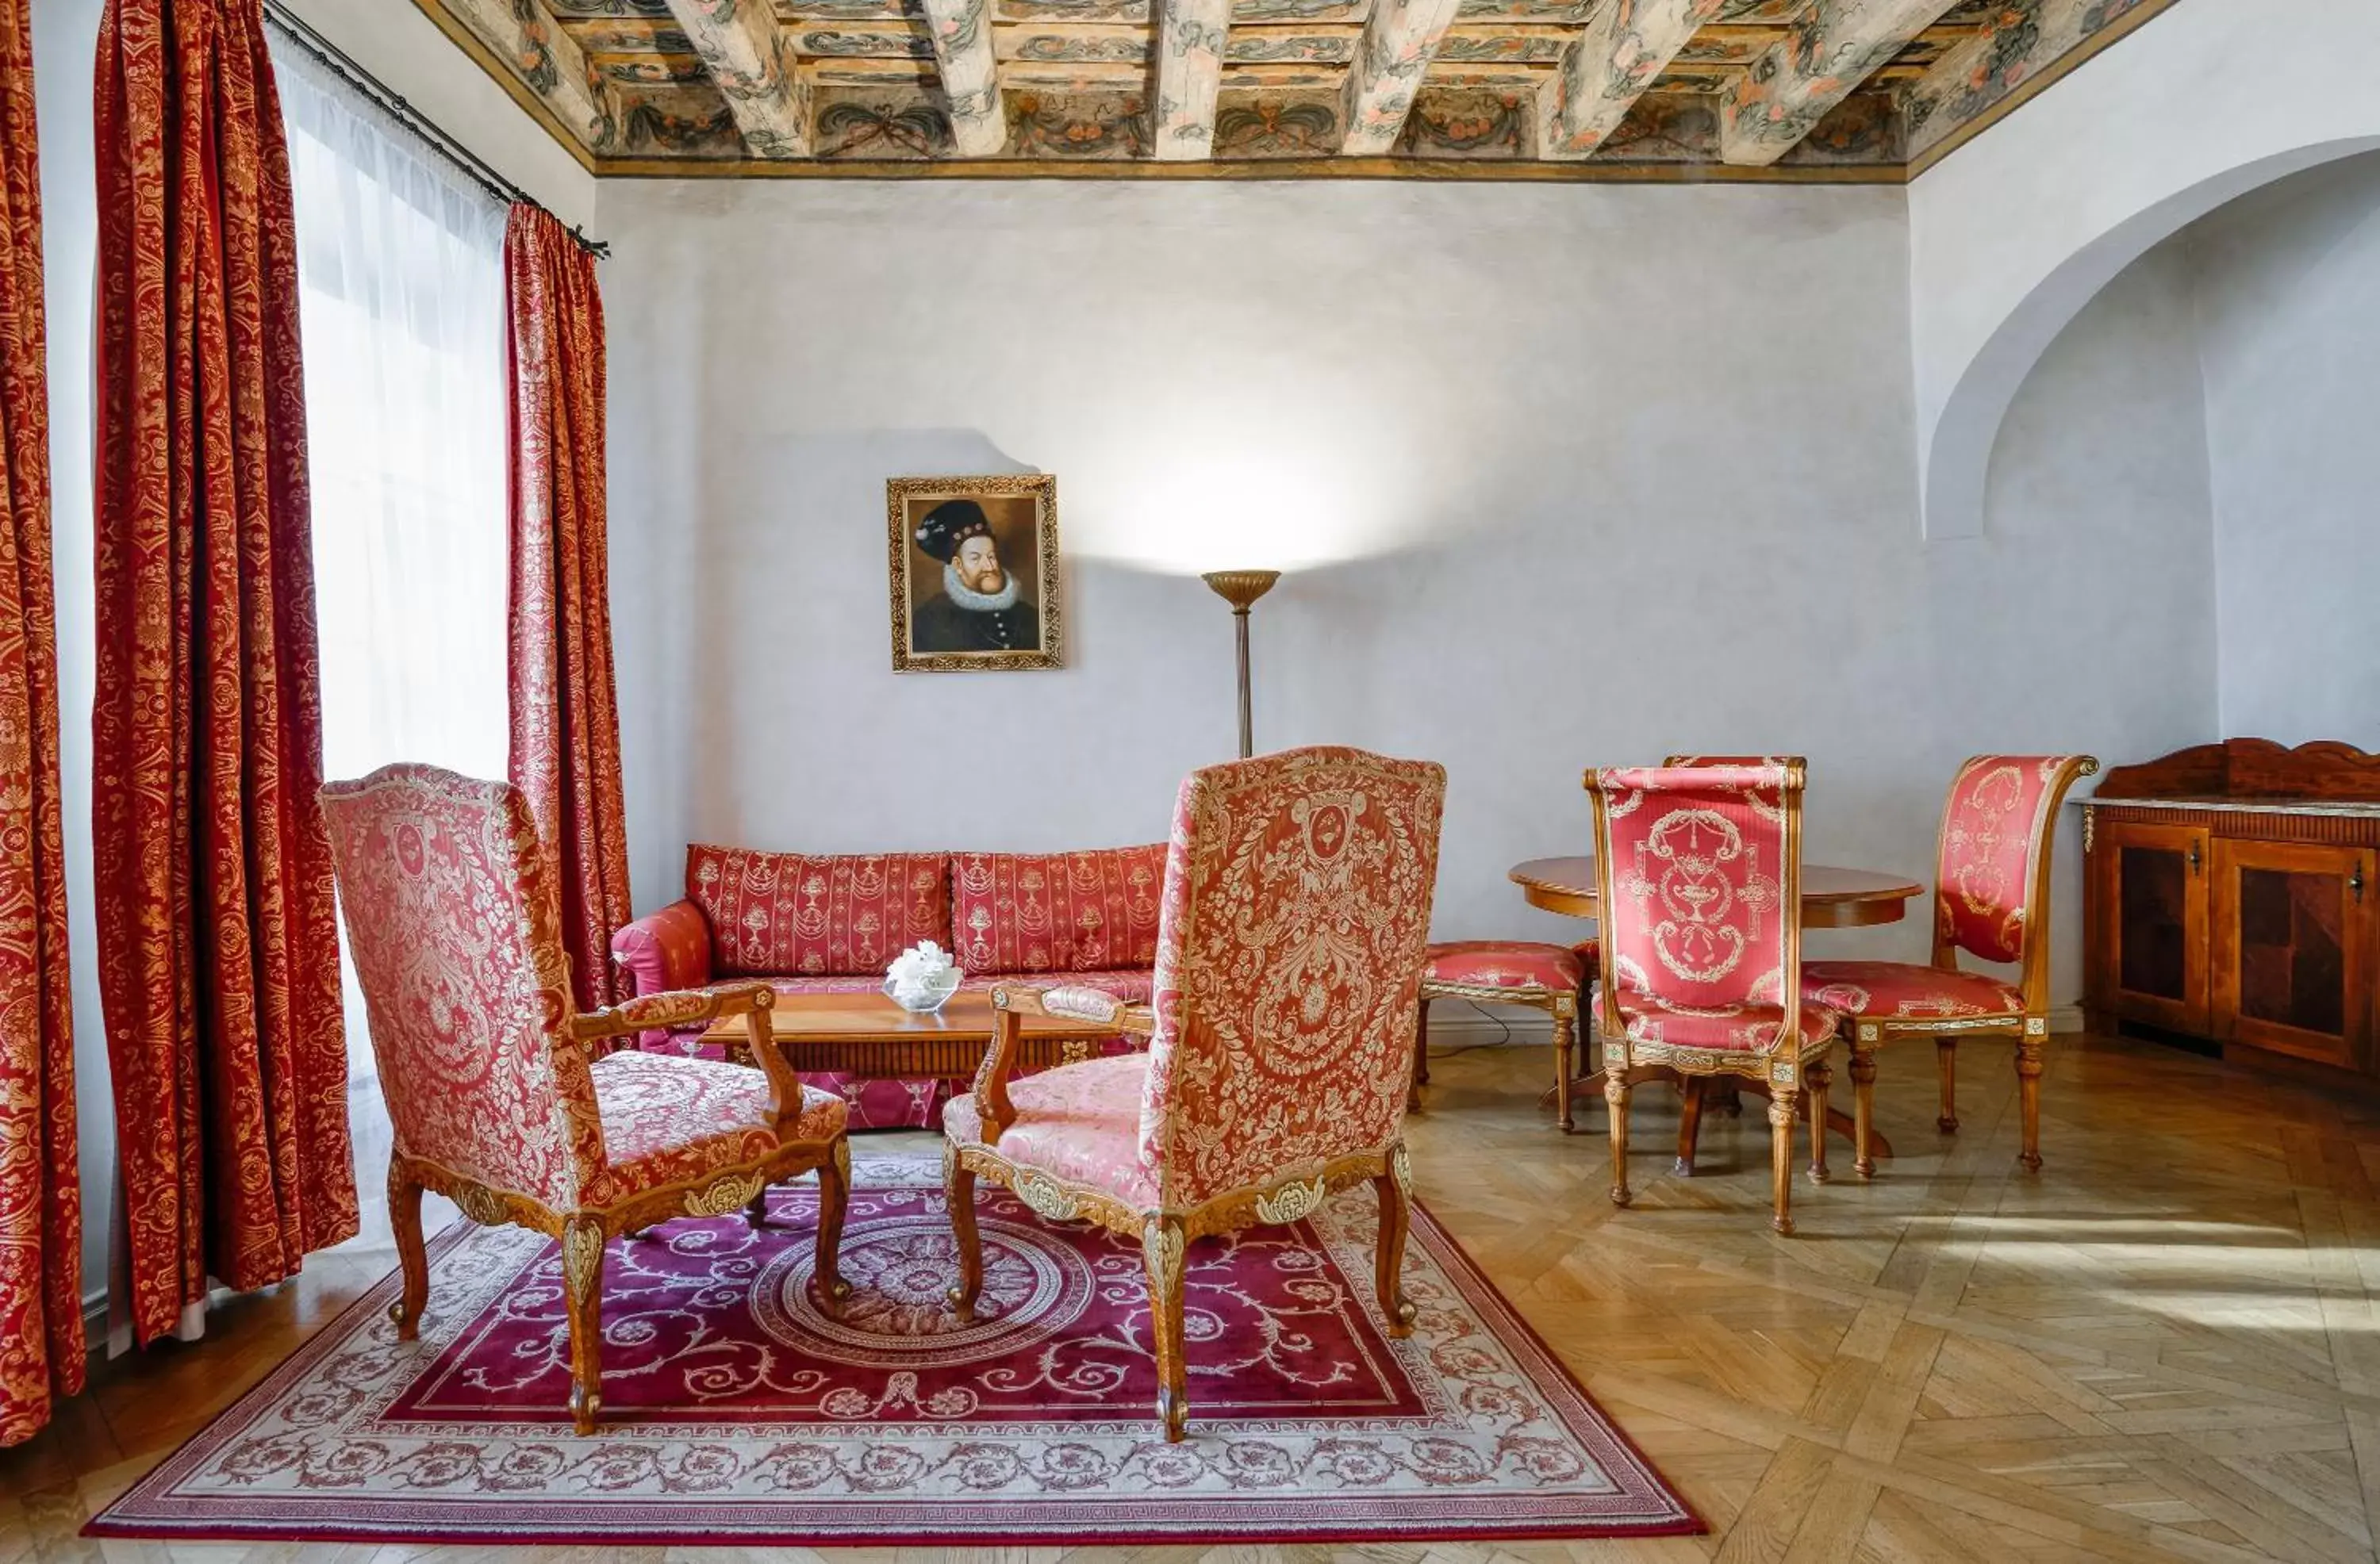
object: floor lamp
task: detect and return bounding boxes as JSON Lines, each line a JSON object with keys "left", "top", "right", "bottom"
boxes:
{"left": 1200, "top": 571, "right": 1280, "bottom": 760}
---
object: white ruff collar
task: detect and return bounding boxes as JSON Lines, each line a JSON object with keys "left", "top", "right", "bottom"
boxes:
{"left": 942, "top": 561, "right": 1019, "bottom": 613}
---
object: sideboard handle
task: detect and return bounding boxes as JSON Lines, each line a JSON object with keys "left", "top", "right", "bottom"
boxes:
{"left": 2354, "top": 867, "right": 2366, "bottom": 904}
{"left": 2188, "top": 842, "right": 2201, "bottom": 875}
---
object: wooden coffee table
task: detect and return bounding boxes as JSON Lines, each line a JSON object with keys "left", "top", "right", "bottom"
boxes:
{"left": 701, "top": 990, "right": 1120, "bottom": 1084}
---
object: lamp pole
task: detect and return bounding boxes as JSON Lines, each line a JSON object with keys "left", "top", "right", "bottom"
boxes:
{"left": 1200, "top": 571, "right": 1281, "bottom": 760}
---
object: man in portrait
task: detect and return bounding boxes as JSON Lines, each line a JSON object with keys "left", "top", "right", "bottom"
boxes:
{"left": 911, "top": 499, "right": 1040, "bottom": 654}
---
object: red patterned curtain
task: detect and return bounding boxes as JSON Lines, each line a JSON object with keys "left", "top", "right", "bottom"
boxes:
{"left": 0, "top": 0, "right": 86, "bottom": 1445}
{"left": 505, "top": 205, "right": 631, "bottom": 1013}
{"left": 94, "top": 0, "right": 358, "bottom": 1347}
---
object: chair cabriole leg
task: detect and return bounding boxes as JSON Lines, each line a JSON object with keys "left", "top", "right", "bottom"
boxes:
{"left": 1409, "top": 998, "right": 1430, "bottom": 1112}
{"left": 816, "top": 1137, "right": 852, "bottom": 1302}
{"left": 1373, "top": 1148, "right": 1416, "bottom": 1337}
{"left": 388, "top": 1160, "right": 428, "bottom": 1339}
{"left": 560, "top": 1217, "right": 607, "bottom": 1435}
{"left": 945, "top": 1152, "right": 983, "bottom": 1321}
{"left": 1768, "top": 1084, "right": 1799, "bottom": 1235}
{"left": 746, "top": 1187, "right": 770, "bottom": 1229}
{"left": 1806, "top": 1060, "right": 1833, "bottom": 1184}
{"left": 1937, "top": 1036, "right": 1960, "bottom": 1133}
{"left": 1605, "top": 1073, "right": 1632, "bottom": 1207}
{"left": 2017, "top": 1032, "right": 2046, "bottom": 1172}
{"left": 1142, "top": 1218, "right": 1190, "bottom": 1442}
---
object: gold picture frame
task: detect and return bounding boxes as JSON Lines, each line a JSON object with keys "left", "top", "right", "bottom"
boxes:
{"left": 886, "top": 475, "right": 1063, "bottom": 673}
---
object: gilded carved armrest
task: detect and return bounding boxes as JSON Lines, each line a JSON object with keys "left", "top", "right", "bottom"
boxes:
{"left": 568, "top": 981, "right": 807, "bottom": 1133}
{"left": 976, "top": 983, "right": 1156, "bottom": 1140}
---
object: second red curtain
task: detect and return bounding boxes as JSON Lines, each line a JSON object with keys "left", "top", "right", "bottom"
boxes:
{"left": 505, "top": 205, "right": 631, "bottom": 1013}
{"left": 93, "top": 0, "right": 358, "bottom": 1346}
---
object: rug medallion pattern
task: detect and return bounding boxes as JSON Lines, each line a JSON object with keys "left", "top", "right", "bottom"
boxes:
{"left": 91, "top": 1159, "right": 1696, "bottom": 1544}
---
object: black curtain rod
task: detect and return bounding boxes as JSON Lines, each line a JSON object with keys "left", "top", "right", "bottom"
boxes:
{"left": 260, "top": 0, "right": 609, "bottom": 259}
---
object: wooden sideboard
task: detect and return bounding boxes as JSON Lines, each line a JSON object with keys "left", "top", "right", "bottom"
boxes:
{"left": 2082, "top": 740, "right": 2379, "bottom": 1079}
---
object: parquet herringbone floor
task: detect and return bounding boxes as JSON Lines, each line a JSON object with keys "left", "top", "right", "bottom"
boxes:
{"left": 10, "top": 1030, "right": 2380, "bottom": 1562}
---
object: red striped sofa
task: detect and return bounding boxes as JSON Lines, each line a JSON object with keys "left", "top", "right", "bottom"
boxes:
{"left": 611, "top": 841, "right": 1165, "bottom": 1128}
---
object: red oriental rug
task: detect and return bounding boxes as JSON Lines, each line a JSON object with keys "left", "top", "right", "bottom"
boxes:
{"left": 88, "top": 1157, "right": 1699, "bottom": 1547}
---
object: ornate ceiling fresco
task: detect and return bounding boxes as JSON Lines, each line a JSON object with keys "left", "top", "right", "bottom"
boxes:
{"left": 411, "top": 0, "right": 2175, "bottom": 178}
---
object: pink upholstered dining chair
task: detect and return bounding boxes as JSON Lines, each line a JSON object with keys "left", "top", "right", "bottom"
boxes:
{"left": 941, "top": 746, "right": 1446, "bottom": 1442}
{"left": 1587, "top": 762, "right": 1838, "bottom": 1233}
{"left": 321, "top": 765, "right": 853, "bottom": 1434}
{"left": 1804, "top": 754, "right": 2097, "bottom": 1175}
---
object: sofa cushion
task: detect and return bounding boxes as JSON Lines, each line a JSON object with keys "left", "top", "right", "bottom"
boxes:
{"left": 950, "top": 846, "right": 1167, "bottom": 976}
{"left": 685, "top": 845, "right": 951, "bottom": 977}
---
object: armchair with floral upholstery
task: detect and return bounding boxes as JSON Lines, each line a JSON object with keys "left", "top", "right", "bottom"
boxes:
{"left": 1803, "top": 754, "right": 2098, "bottom": 1175}
{"left": 321, "top": 765, "right": 853, "bottom": 1434}
{"left": 940, "top": 746, "right": 1447, "bottom": 1442}
{"left": 1587, "top": 761, "right": 1836, "bottom": 1234}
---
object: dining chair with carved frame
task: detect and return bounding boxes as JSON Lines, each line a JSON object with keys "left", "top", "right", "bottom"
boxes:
{"left": 1803, "top": 754, "right": 2098, "bottom": 1175}
{"left": 939, "top": 746, "right": 1446, "bottom": 1441}
{"left": 1587, "top": 761, "right": 1838, "bottom": 1233}
{"left": 321, "top": 764, "right": 854, "bottom": 1435}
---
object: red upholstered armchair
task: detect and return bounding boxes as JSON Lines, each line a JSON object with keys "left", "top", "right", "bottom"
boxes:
{"left": 1587, "top": 762, "right": 1837, "bottom": 1233}
{"left": 321, "top": 765, "right": 853, "bottom": 1434}
{"left": 1805, "top": 754, "right": 2097, "bottom": 1175}
{"left": 942, "top": 746, "right": 1447, "bottom": 1441}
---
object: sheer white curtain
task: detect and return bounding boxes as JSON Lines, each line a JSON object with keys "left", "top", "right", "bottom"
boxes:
{"left": 278, "top": 40, "right": 508, "bottom": 1098}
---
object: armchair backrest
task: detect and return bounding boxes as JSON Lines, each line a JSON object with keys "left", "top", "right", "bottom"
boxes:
{"left": 1587, "top": 762, "right": 1807, "bottom": 1045}
{"left": 1134, "top": 747, "right": 1445, "bottom": 1210}
{"left": 1932, "top": 754, "right": 2098, "bottom": 996}
{"left": 321, "top": 764, "right": 602, "bottom": 1212}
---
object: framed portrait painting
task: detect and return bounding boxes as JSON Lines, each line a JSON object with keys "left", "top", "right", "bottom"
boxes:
{"left": 886, "top": 475, "right": 1063, "bottom": 672}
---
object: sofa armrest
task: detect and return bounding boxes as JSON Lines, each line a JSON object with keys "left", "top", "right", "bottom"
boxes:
{"left": 612, "top": 899, "right": 714, "bottom": 1047}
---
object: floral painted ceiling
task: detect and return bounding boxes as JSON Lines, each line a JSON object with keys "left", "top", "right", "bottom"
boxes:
{"left": 413, "top": 0, "right": 2173, "bottom": 176}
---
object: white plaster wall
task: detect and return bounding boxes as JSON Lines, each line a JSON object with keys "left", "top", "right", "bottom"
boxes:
{"left": 1949, "top": 242, "right": 2221, "bottom": 1001}
{"left": 1908, "top": 0, "right": 2380, "bottom": 540}
{"left": 597, "top": 176, "right": 2202, "bottom": 999}
{"left": 2185, "top": 155, "right": 2380, "bottom": 747}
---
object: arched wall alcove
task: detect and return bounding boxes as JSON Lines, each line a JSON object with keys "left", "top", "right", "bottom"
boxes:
{"left": 1908, "top": 0, "right": 2380, "bottom": 542}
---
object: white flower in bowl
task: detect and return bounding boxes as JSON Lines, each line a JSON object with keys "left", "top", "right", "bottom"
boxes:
{"left": 885, "top": 940, "right": 963, "bottom": 1012}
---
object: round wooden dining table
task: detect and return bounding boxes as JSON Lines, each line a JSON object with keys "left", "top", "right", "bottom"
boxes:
{"left": 1509, "top": 857, "right": 1924, "bottom": 928}
{"left": 1507, "top": 855, "right": 1926, "bottom": 1161}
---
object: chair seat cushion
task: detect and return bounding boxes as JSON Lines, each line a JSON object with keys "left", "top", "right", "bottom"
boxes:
{"left": 1803, "top": 961, "right": 2025, "bottom": 1021}
{"left": 1423, "top": 940, "right": 1589, "bottom": 994}
{"left": 943, "top": 1052, "right": 1161, "bottom": 1213}
{"left": 1610, "top": 994, "right": 1839, "bottom": 1053}
{"left": 585, "top": 1051, "right": 845, "bottom": 1206}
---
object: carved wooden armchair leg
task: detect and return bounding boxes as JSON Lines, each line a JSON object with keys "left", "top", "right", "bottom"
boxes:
{"left": 1551, "top": 1005, "right": 1576, "bottom": 1134}
{"left": 816, "top": 1137, "right": 854, "bottom": 1301}
{"left": 1850, "top": 1037, "right": 1879, "bottom": 1179}
{"left": 1408, "top": 999, "right": 1430, "bottom": 1111}
{"left": 1937, "top": 1035, "right": 1960, "bottom": 1133}
{"left": 560, "top": 1217, "right": 608, "bottom": 1435}
{"left": 1142, "top": 1217, "right": 1190, "bottom": 1442}
{"left": 745, "top": 1189, "right": 769, "bottom": 1229}
{"left": 1767, "top": 1083, "right": 1801, "bottom": 1235}
{"left": 2016, "top": 1033, "right": 2047, "bottom": 1172}
{"left": 1373, "top": 1148, "right": 1417, "bottom": 1337}
{"left": 387, "top": 1162, "right": 429, "bottom": 1339}
{"left": 1806, "top": 1060, "right": 1832, "bottom": 1184}
{"left": 1605, "top": 1074, "right": 1633, "bottom": 1207}
{"left": 1673, "top": 1077, "right": 1706, "bottom": 1178}
{"left": 945, "top": 1152, "right": 983, "bottom": 1321}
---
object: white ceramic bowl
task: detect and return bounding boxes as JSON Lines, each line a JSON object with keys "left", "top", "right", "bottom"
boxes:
{"left": 885, "top": 966, "right": 964, "bottom": 1014}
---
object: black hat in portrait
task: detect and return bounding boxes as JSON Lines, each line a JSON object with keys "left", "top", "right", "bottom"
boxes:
{"left": 911, "top": 499, "right": 1041, "bottom": 655}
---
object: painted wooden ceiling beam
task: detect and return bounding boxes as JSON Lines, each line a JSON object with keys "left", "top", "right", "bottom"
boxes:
{"left": 1152, "top": 0, "right": 1234, "bottom": 159}
{"left": 1719, "top": 0, "right": 1960, "bottom": 166}
{"left": 440, "top": 0, "right": 620, "bottom": 154}
{"left": 919, "top": 0, "right": 1008, "bottom": 155}
{"left": 1538, "top": 0, "right": 1729, "bottom": 160}
{"left": 1341, "top": 0, "right": 1465, "bottom": 155}
{"left": 659, "top": 0, "right": 812, "bottom": 158}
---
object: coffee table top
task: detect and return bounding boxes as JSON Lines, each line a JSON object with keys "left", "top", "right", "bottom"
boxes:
{"left": 701, "top": 988, "right": 1123, "bottom": 1044}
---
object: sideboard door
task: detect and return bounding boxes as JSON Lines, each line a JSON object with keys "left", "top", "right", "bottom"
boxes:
{"left": 2091, "top": 819, "right": 2211, "bottom": 1035}
{"left": 2209, "top": 839, "right": 2376, "bottom": 1070}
